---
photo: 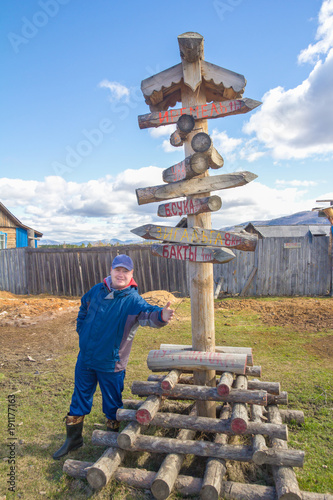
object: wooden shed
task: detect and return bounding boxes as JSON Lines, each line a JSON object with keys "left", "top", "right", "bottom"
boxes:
{"left": 0, "top": 202, "right": 42, "bottom": 249}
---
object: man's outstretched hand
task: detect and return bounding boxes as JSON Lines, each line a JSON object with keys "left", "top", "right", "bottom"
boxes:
{"left": 161, "top": 301, "right": 174, "bottom": 323}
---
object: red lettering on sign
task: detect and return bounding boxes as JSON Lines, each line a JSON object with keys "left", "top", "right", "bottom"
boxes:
{"left": 162, "top": 246, "right": 169, "bottom": 258}
{"left": 189, "top": 106, "right": 199, "bottom": 117}
{"left": 164, "top": 203, "right": 171, "bottom": 217}
{"left": 201, "top": 104, "right": 208, "bottom": 118}
{"left": 176, "top": 245, "right": 183, "bottom": 260}
{"left": 170, "top": 109, "right": 180, "bottom": 120}
{"left": 170, "top": 245, "right": 177, "bottom": 259}
{"left": 211, "top": 103, "right": 218, "bottom": 116}
{"left": 180, "top": 107, "right": 186, "bottom": 115}
{"left": 159, "top": 110, "right": 169, "bottom": 124}
{"left": 225, "top": 232, "right": 231, "bottom": 246}
{"left": 219, "top": 103, "right": 227, "bottom": 114}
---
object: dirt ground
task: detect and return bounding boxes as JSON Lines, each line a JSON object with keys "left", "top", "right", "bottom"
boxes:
{"left": 0, "top": 291, "right": 332, "bottom": 370}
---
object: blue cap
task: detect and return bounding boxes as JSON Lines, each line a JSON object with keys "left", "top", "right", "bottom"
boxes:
{"left": 112, "top": 254, "right": 133, "bottom": 271}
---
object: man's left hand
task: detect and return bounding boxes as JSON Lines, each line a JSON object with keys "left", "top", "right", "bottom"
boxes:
{"left": 161, "top": 301, "right": 174, "bottom": 323}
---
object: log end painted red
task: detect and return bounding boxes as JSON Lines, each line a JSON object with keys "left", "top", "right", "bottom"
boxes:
{"left": 136, "top": 409, "right": 152, "bottom": 425}
{"left": 217, "top": 384, "right": 230, "bottom": 396}
{"left": 161, "top": 380, "right": 172, "bottom": 391}
{"left": 231, "top": 418, "right": 248, "bottom": 434}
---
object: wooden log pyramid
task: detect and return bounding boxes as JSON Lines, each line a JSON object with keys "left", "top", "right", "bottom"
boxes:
{"left": 63, "top": 344, "right": 333, "bottom": 499}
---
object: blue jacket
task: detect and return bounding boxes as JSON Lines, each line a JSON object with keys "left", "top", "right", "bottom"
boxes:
{"left": 76, "top": 278, "right": 166, "bottom": 372}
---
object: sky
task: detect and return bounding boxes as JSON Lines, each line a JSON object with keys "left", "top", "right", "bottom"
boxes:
{"left": 1, "top": 0, "right": 333, "bottom": 243}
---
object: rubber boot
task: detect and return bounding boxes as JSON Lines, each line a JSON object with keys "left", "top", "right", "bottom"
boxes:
{"left": 52, "top": 415, "right": 84, "bottom": 460}
{"left": 106, "top": 418, "right": 120, "bottom": 432}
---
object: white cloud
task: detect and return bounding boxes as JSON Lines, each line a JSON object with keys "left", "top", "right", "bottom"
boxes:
{"left": 298, "top": 0, "right": 333, "bottom": 63}
{"left": 243, "top": 1, "right": 333, "bottom": 161}
{"left": 149, "top": 124, "right": 176, "bottom": 138}
{"left": 211, "top": 181, "right": 318, "bottom": 228}
{"left": 0, "top": 170, "right": 325, "bottom": 243}
{"left": 275, "top": 179, "right": 318, "bottom": 187}
{"left": 211, "top": 129, "right": 243, "bottom": 162}
{"left": 162, "top": 139, "right": 181, "bottom": 153}
{"left": 98, "top": 80, "right": 130, "bottom": 102}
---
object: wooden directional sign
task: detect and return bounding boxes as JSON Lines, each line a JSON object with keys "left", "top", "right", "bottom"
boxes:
{"left": 138, "top": 98, "right": 261, "bottom": 129}
{"left": 157, "top": 196, "right": 222, "bottom": 217}
{"left": 136, "top": 171, "right": 257, "bottom": 205}
{"left": 131, "top": 224, "right": 258, "bottom": 251}
{"left": 151, "top": 244, "right": 235, "bottom": 264}
{"left": 162, "top": 155, "right": 208, "bottom": 183}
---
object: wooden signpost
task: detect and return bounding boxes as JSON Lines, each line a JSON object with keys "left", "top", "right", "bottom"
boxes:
{"left": 157, "top": 196, "right": 222, "bottom": 217}
{"left": 136, "top": 171, "right": 257, "bottom": 205}
{"left": 132, "top": 224, "right": 257, "bottom": 251}
{"left": 138, "top": 98, "right": 261, "bottom": 129}
{"left": 131, "top": 32, "right": 260, "bottom": 418}
{"left": 151, "top": 244, "right": 235, "bottom": 264}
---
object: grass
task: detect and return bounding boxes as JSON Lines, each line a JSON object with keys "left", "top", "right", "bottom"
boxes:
{"left": 0, "top": 297, "right": 332, "bottom": 499}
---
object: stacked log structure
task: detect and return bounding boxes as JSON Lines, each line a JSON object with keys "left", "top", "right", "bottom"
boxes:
{"left": 131, "top": 31, "right": 261, "bottom": 419}
{"left": 62, "top": 33, "right": 333, "bottom": 499}
{"left": 63, "top": 345, "right": 333, "bottom": 499}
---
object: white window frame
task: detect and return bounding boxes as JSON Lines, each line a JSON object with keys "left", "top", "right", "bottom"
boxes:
{"left": 0, "top": 233, "right": 6, "bottom": 249}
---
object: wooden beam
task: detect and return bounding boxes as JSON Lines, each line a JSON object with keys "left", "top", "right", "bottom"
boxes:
{"left": 268, "top": 405, "right": 303, "bottom": 499}
{"left": 135, "top": 395, "right": 163, "bottom": 425}
{"left": 178, "top": 32, "right": 204, "bottom": 91}
{"left": 131, "top": 381, "right": 267, "bottom": 405}
{"left": 160, "top": 344, "right": 253, "bottom": 366}
{"left": 151, "top": 406, "right": 197, "bottom": 500}
{"left": 201, "top": 405, "right": 229, "bottom": 500}
{"left": 151, "top": 244, "right": 235, "bottom": 264}
{"left": 157, "top": 195, "right": 221, "bottom": 217}
{"left": 64, "top": 461, "right": 333, "bottom": 500}
{"left": 138, "top": 98, "right": 262, "bottom": 129}
{"left": 135, "top": 171, "right": 257, "bottom": 205}
{"left": 132, "top": 224, "right": 258, "bottom": 251}
{"left": 230, "top": 375, "right": 248, "bottom": 433}
{"left": 92, "top": 429, "right": 303, "bottom": 467}
{"left": 117, "top": 408, "right": 288, "bottom": 440}
{"left": 162, "top": 155, "right": 208, "bottom": 183}
{"left": 86, "top": 446, "right": 126, "bottom": 490}
{"left": 147, "top": 349, "right": 247, "bottom": 374}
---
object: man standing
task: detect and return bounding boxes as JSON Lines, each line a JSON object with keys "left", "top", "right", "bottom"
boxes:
{"left": 53, "top": 254, "right": 174, "bottom": 460}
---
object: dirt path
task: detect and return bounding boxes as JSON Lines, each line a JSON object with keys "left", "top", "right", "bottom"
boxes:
{"left": 1, "top": 292, "right": 332, "bottom": 371}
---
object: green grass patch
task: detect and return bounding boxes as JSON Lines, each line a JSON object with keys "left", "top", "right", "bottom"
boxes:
{"left": 0, "top": 297, "right": 332, "bottom": 498}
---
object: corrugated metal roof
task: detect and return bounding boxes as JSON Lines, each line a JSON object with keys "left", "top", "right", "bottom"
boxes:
{"left": 248, "top": 225, "right": 330, "bottom": 238}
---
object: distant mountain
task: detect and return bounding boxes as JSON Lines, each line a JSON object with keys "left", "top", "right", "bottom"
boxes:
{"left": 39, "top": 237, "right": 138, "bottom": 246}
{"left": 224, "top": 210, "right": 329, "bottom": 231}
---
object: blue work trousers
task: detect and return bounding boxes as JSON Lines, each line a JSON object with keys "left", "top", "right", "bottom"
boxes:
{"left": 69, "top": 352, "right": 125, "bottom": 420}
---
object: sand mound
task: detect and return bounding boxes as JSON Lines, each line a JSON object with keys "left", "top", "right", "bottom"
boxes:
{"left": 141, "top": 290, "right": 180, "bottom": 307}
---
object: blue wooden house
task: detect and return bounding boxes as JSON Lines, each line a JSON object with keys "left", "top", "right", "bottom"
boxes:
{"left": 0, "top": 202, "right": 43, "bottom": 249}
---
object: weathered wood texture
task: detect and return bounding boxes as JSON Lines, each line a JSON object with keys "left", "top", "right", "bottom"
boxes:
{"left": 63, "top": 461, "right": 333, "bottom": 500}
{"left": 138, "top": 99, "right": 262, "bottom": 129}
{"left": 92, "top": 429, "right": 303, "bottom": 467}
{"left": 131, "top": 380, "right": 267, "bottom": 405}
{"left": 0, "top": 234, "right": 330, "bottom": 297}
{"left": 162, "top": 156, "right": 208, "bottom": 183}
{"left": 151, "top": 244, "right": 235, "bottom": 264}
{"left": 157, "top": 196, "right": 222, "bottom": 216}
{"left": 268, "top": 405, "right": 302, "bottom": 500}
{"left": 132, "top": 224, "right": 258, "bottom": 251}
{"left": 151, "top": 406, "right": 197, "bottom": 500}
{"left": 147, "top": 349, "right": 247, "bottom": 374}
{"left": 116, "top": 408, "right": 288, "bottom": 439}
{"left": 135, "top": 171, "right": 258, "bottom": 205}
{"left": 160, "top": 344, "right": 253, "bottom": 366}
{"left": 201, "top": 405, "right": 229, "bottom": 500}
{"left": 86, "top": 446, "right": 126, "bottom": 489}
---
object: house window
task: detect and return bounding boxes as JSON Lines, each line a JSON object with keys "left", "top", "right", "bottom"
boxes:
{"left": 0, "top": 233, "right": 7, "bottom": 249}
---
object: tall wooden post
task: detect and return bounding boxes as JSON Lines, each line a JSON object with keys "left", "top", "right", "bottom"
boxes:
{"left": 178, "top": 33, "right": 216, "bottom": 418}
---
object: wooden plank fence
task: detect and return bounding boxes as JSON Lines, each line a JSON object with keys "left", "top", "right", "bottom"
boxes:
{"left": 0, "top": 236, "right": 331, "bottom": 297}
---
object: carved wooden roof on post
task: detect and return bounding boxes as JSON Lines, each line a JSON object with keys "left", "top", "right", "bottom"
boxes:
{"left": 141, "top": 32, "right": 247, "bottom": 112}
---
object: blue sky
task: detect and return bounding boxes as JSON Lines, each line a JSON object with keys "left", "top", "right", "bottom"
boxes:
{"left": 1, "top": 0, "right": 333, "bottom": 242}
